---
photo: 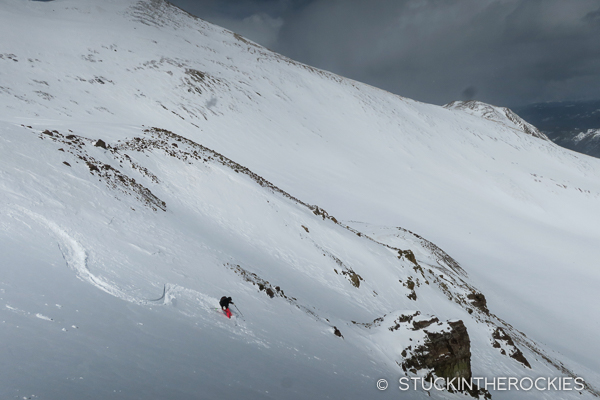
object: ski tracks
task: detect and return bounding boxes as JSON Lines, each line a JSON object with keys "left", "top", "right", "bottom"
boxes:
{"left": 161, "top": 284, "right": 266, "bottom": 345}
{"left": 5, "top": 205, "right": 263, "bottom": 343}
{"left": 8, "top": 205, "right": 149, "bottom": 305}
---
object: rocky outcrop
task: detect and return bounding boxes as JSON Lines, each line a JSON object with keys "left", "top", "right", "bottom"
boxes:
{"left": 467, "top": 292, "right": 489, "bottom": 315}
{"left": 37, "top": 129, "right": 167, "bottom": 212}
{"left": 400, "top": 319, "right": 491, "bottom": 398}
{"left": 491, "top": 327, "right": 531, "bottom": 368}
{"left": 398, "top": 249, "right": 418, "bottom": 265}
{"left": 94, "top": 138, "right": 107, "bottom": 149}
{"left": 401, "top": 320, "right": 472, "bottom": 379}
{"left": 333, "top": 326, "right": 343, "bottom": 338}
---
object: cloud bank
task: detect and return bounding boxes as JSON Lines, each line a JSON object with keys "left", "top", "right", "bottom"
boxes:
{"left": 171, "top": 0, "right": 600, "bottom": 107}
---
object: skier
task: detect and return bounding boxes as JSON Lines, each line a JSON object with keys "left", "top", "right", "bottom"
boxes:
{"left": 219, "top": 296, "right": 234, "bottom": 319}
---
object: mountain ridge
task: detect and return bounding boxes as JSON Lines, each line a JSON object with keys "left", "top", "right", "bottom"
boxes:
{"left": 444, "top": 100, "right": 549, "bottom": 141}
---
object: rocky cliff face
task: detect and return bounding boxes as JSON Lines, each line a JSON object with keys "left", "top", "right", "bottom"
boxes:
{"left": 401, "top": 319, "right": 471, "bottom": 379}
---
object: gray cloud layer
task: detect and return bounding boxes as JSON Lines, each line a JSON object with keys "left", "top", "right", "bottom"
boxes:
{"left": 170, "top": 0, "right": 600, "bottom": 107}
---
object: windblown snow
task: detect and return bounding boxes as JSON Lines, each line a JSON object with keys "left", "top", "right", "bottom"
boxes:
{"left": 1, "top": 0, "right": 600, "bottom": 399}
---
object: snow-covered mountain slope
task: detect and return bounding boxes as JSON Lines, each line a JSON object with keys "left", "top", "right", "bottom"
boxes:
{"left": 2, "top": 0, "right": 600, "bottom": 399}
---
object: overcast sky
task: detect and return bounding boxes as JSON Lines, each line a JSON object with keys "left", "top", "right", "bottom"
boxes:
{"left": 169, "top": 0, "right": 600, "bottom": 107}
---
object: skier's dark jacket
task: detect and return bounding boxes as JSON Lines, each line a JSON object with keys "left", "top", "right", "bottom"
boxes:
{"left": 220, "top": 296, "right": 233, "bottom": 310}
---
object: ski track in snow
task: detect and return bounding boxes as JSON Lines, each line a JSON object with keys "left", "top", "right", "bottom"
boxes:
{"left": 5, "top": 304, "right": 27, "bottom": 316}
{"left": 35, "top": 313, "right": 53, "bottom": 321}
{"left": 8, "top": 205, "right": 153, "bottom": 305}
{"left": 161, "top": 284, "right": 262, "bottom": 343}
{"left": 4, "top": 305, "right": 53, "bottom": 323}
{"left": 5, "top": 205, "right": 257, "bottom": 336}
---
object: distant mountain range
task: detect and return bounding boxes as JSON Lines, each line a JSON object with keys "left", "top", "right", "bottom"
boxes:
{"left": 514, "top": 100, "right": 600, "bottom": 158}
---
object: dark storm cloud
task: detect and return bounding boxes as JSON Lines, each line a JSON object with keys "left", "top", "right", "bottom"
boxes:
{"left": 170, "top": 0, "right": 305, "bottom": 48}
{"left": 461, "top": 86, "right": 478, "bottom": 101}
{"left": 583, "top": 5, "right": 600, "bottom": 26}
{"left": 170, "top": 0, "right": 600, "bottom": 107}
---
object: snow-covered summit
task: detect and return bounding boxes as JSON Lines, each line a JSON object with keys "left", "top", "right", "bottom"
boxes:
{"left": 444, "top": 100, "right": 549, "bottom": 140}
{"left": 2, "top": 1, "right": 600, "bottom": 399}
{"left": 574, "top": 128, "right": 600, "bottom": 143}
